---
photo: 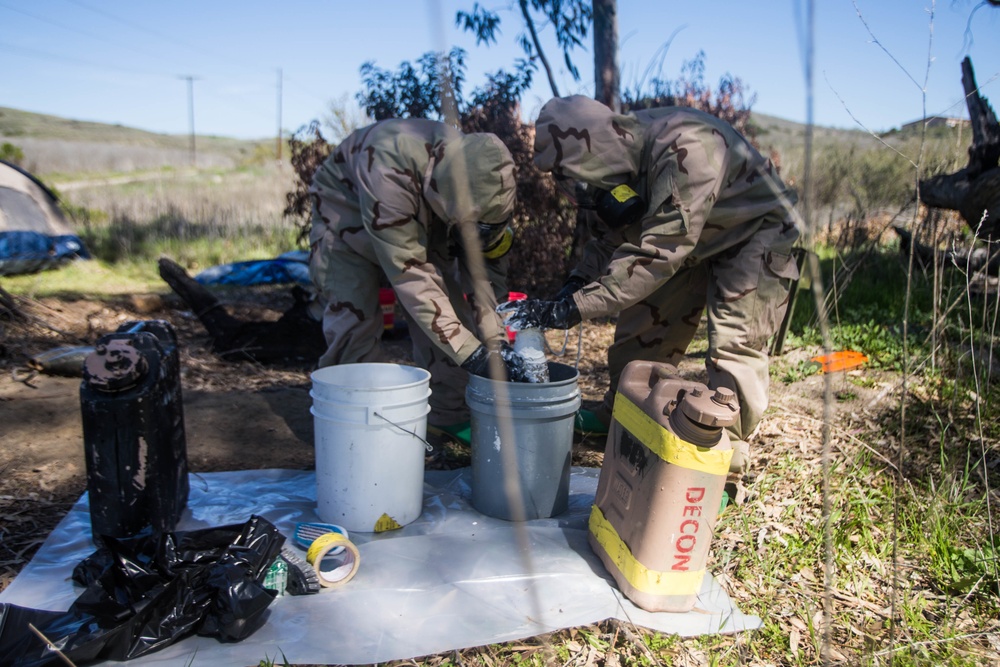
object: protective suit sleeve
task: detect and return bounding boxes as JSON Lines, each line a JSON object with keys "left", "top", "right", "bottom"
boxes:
{"left": 567, "top": 209, "right": 623, "bottom": 284}
{"left": 456, "top": 248, "right": 509, "bottom": 347}
{"left": 573, "top": 120, "right": 729, "bottom": 320}
{"left": 572, "top": 206, "right": 696, "bottom": 319}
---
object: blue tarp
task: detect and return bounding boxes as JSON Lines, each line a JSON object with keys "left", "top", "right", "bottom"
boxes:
{"left": 194, "top": 250, "right": 310, "bottom": 286}
{"left": 0, "top": 231, "right": 90, "bottom": 276}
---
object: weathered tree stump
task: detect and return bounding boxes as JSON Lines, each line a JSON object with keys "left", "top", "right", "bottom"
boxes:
{"left": 158, "top": 257, "right": 327, "bottom": 364}
{"left": 919, "top": 57, "right": 1000, "bottom": 238}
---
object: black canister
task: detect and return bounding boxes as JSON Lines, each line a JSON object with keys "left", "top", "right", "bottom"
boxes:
{"left": 80, "top": 320, "right": 189, "bottom": 542}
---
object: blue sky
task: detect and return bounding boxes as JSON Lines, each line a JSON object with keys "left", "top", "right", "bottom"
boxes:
{"left": 2, "top": 1, "right": 998, "bottom": 140}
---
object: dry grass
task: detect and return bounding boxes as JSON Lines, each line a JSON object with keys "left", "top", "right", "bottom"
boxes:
{"left": 58, "top": 163, "right": 294, "bottom": 225}
{"left": 13, "top": 136, "right": 241, "bottom": 176}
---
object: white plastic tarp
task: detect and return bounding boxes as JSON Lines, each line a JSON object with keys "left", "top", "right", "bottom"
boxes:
{"left": 0, "top": 468, "right": 760, "bottom": 665}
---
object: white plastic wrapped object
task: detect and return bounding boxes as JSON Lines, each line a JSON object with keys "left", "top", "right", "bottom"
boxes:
{"left": 0, "top": 468, "right": 761, "bottom": 666}
{"left": 513, "top": 327, "right": 550, "bottom": 383}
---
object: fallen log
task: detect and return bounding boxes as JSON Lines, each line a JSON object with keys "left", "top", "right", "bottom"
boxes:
{"left": 157, "top": 257, "right": 327, "bottom": 364}
{"left": 0, "top": 284, "right": 23, "bottom": 320}
{"left": 893, "top": 223, "right": 1000, "bottom": 275}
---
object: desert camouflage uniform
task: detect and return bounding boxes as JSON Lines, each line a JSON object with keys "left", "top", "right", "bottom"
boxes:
{"left": 309, "top": 118, "right": 516, "bottom": 427}
{"left": 534, "top": 96, "right": 801, "bottom": 441}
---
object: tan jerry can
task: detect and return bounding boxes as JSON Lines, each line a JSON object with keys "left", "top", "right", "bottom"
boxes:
{"left": 588, "top": 360, "right": 740, "bottom": 612}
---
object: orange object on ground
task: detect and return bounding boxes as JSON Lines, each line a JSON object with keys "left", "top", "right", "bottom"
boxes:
{"left": 810, "top": 350, "right": 868, "bottom": 373}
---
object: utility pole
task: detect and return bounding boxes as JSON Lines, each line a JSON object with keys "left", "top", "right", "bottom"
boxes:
{"left": 276, "top": 68, "right": 283, "bottom": 161}
{"left": 179, "top": 75, "right": 199, "bottom": 167}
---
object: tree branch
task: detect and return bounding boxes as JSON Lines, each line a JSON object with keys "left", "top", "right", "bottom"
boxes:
{"left": 519, "top": 0, "right": 560, "bottom": 98}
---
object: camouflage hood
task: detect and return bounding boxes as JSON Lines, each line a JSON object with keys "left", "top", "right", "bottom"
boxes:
{"left": 425, "top": 132, "right": 516, "bottom": 227}
{"left": 533, "top": 95, "right": 643, "bottom": 190}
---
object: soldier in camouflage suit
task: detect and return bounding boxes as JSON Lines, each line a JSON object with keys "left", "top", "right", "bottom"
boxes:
{"left": 309, "top": 118, "right": 529, "bottom": 431}
{"left": 502, "top": 95, "right": 801, "bottom": 464}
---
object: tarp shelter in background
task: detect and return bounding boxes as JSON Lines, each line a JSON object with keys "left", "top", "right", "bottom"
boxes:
{"left": 0, "top": 159, "right": 90, "bottom": 276}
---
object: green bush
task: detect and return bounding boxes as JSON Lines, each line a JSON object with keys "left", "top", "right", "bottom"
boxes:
{"left": 0, "top": 141, "right": 24, "bottom": 164}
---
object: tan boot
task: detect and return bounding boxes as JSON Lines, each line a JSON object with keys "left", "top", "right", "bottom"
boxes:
{"left": 729, "top": 438, "right": 750, "bottom": 475}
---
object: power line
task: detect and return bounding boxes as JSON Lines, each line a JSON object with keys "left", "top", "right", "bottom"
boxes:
{"left": 61, "top": 0, "right": 281, "bottom": 79}
{"left": 4, "top": 40, "right": 284, "bottom": 138}
{"left": 3, "top": 0, "right": 324, "bottom": 137}
{"left": 0, "top": 40, "right": 175, "bottom": 78}
{"left": 0, "top": 0, "right": 173, "bottom": 65}
{"left": 64, "top": 0, "right": 207, "bottom": 54}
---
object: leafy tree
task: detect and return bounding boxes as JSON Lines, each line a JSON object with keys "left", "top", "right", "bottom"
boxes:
{"left": 283, "top": 120, "right": 332, "bottom": 244}
{"left": 286, "top": 5, "right": 763, "bottom": 293}
{"left": 358, "top": 48, "right": 467, "bottom": 122}
{"left": 456, "top": 0, "right": 592, "bottom": 97}
{"left": 462, "top": 72, "right": 574, "bottom": 295}
{"left": 285, "top": 50, "right": 573, "bottom": 295}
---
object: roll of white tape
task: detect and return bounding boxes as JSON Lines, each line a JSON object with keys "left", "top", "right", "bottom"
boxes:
{"left": 305, "top": 532, "right": 361, "bottom": 588}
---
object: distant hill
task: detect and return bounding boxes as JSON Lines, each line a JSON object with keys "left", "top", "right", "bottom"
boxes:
{"left": 0, "top": 107, "right": 270, "bottom": 175}
{"left": 751, "top": 111, "right": 883, "bottom": 160}
{"left": 0, "top": 105, "right": 951, "bottom": 179}
{"left": 752, "top": 110, "right": 971, "bottom": 182}
{"left": 753, "top": 112, "right": 873, "bottom": 141}
{"left": 0, "top": 106, "right": 258, "bottom": 152}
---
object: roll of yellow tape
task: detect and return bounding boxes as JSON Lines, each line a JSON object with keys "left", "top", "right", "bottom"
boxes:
{"left": 305, "top": 532, "right": 361, "bottom": 588}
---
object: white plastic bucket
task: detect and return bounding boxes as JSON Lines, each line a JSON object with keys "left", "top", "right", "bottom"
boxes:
{"left": 310, "top": 363, "right": 431, "bottom": 532}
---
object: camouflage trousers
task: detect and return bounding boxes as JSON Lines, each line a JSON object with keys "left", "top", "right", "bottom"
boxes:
{"left": 602, "top": 218, "right": 800, "bottom": 441}
{"left": 309, "top": 223, "right": 485, "bottom": 428}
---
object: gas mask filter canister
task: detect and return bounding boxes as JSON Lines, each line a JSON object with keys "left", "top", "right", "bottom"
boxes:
{"left": 594, "top": 184, "right": 646, "bottom": 228}
{"left": 479, "top": 222, "right": 514, "bottom": 259}
{"left": 452, "top": 221, "right": 514, "bottom": 259}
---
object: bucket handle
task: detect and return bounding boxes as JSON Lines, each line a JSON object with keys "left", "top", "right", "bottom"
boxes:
{"left": 372, "top": 410, "right": 434, "bottom": 453}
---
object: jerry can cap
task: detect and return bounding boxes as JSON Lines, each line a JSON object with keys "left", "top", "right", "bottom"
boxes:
{"left": 83, "top": 339, "right": 149, "bottom": 391}
{"left": 678, "top": 385, "right": 740, "bottom": 428}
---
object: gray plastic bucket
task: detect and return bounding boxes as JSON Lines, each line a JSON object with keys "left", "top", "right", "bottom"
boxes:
{"left": 310, "top": 363, "right": 431, "bottom": 533}
{"left": 466, "top": 362, "right": 581, "bottom": 520}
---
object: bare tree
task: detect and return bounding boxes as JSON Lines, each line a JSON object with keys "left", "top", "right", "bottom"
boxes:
{"left": 593, "top": 0, "right": 620, "bottom": 111}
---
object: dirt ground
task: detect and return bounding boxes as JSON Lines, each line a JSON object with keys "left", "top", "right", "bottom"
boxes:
{"left": 0, "top": 285, "right": 603, "bottom": 588}
{"left": 0, "top": 282, "right": 876, "bottom": 595}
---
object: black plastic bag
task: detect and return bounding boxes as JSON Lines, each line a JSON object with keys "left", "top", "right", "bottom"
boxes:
{"left": 0, "top": 515, "right": 284, "bottom": 667}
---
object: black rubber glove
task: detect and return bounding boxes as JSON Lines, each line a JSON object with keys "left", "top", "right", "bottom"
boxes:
{"left": 496, "top": 297, "right": 582, "bottom": 331}
{"left": 553, "top": 276, "right": 587, "bottom": 302}
{"left": 460, "top": 342, "right": 530, "bottom": 382}
{"left": 497, "top": 341, "right": 530, "bottom": 382}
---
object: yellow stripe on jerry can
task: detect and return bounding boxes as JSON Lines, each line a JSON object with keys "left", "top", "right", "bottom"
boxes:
{"left": 588, "top": 360, "right": 739, "bottom": 612}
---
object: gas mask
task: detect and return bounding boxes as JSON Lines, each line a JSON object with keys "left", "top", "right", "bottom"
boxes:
{"left": 555, "top": 177, "right": 646, "bottom": 229}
